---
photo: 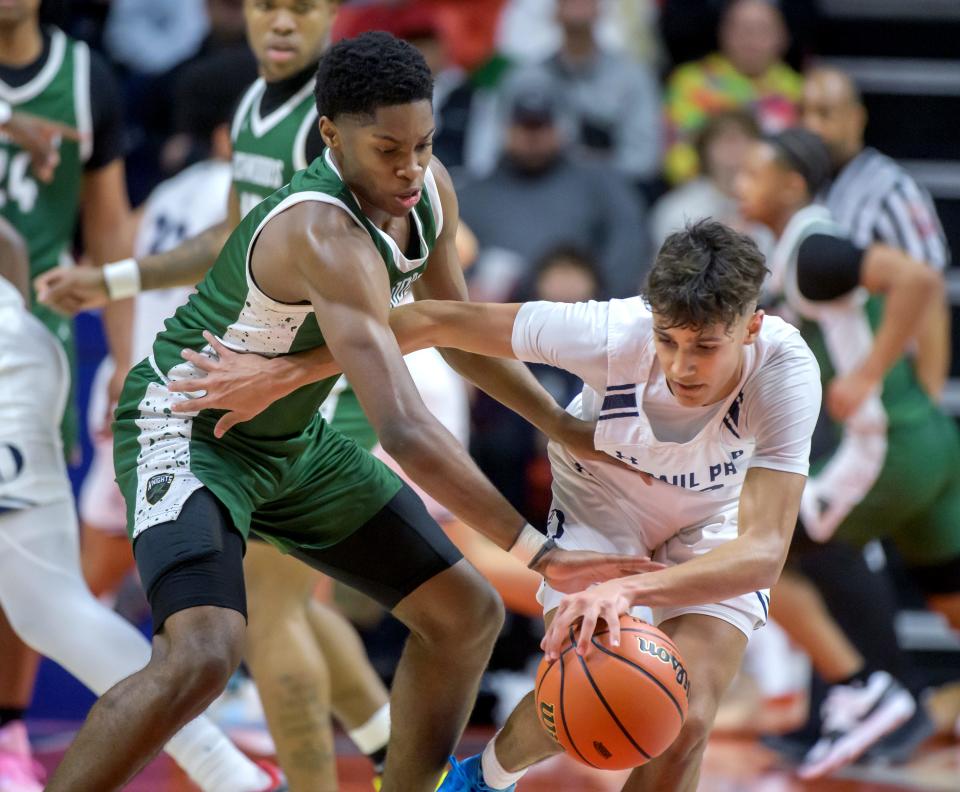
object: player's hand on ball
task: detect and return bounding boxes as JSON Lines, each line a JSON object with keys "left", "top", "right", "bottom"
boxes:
{"left": 169, "top": 331, "right": 279, "bottom": 436}
{"left": 34, "top": 266, "right": 108, "bottom": 314}
{"left": 531, "top": 547, "right": 664, "bottom": 597}
{"left": 542, "top": 580, "right": 633, "bottom": 660}
{"left": 826, "top": 369, "right": 877, "bottom": 421}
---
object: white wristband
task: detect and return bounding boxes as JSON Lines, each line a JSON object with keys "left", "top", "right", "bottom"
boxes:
{"left": 0, "top": 100, "right": 12, "bottom": 127}
{"left": 508, "top": 523, "right": 548, "bottom": 565}
{"left": 103, "top": 258, "right": 141, "bottom": 300}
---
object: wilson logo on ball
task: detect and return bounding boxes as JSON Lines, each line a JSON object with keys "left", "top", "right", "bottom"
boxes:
{"left": 539, "top": 701, "right": 558, "bottom": 741}
{"left": 636, "top": 638, "right": 690, "bottom": 695}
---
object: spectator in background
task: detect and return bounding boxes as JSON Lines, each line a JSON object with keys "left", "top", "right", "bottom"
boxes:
{"left": 458, "top": 72, "right": 650, "bottom": 299}
{"left": 664, "top": 0, "right": 802, "bottom": 184}
{"left": 651, "top": 110, "right": 770, "bottom": 249}
{"left": 802, "top": 65, "right": 951, "bottom": 401}
{"left": 532, "top": 0, "right": 662, "bottom": 187}
{"left": 497, "top": 0, "right": 662, "bottom": 68}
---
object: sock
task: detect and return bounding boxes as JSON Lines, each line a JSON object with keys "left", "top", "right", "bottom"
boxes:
{"left": 165, "top": 717, "right": 272, "bottom": 792}
{"left": 480, "top": 735, "right": 528, "bottom": 790}
{"left": 348, "top": 703, "right": 391, "bottom": 758}
{"left": 0, "top": 708, "right": 25, "bottom": 727}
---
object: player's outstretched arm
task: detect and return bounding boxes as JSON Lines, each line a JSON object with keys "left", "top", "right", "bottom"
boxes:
{"left": 244, "top": 202, "right": 659, "bottom": 590}
{"left": 34, "top": 187, "right": 240, "bottom": 314}
{"left": 825, "top": 243, "right": 940, "bottom": 419}
{"left": 543, "top": 467, "right": 807, "bottom": 658}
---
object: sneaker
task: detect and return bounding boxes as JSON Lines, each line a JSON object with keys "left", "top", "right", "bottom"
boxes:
{"left": 861, "top": 703, "right": 935, "bottom": 765}
{"left": 0, "top": 722, "right": 44, "bottom": 792}
{"left": 253, "top": 759, "right": 288, "bottom": 792}
{"left": 437, "top": 755, "right": 514, "bottom": 792}
{"left": 798, "top": 671, "right": 916, "bottom": 779}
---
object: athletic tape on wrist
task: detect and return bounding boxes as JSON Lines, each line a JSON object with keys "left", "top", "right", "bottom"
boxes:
{"left": 103, "top": 258, "right": 141, "bottom": 300}
{"left": 508, "top": 523, "right": 549, "bottom": 566}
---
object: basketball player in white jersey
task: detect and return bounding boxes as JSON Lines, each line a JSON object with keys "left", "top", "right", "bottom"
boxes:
{"left": 165, "top": 219, "right": 822, "bottom": 792}
{"left": 0, "top": 217, "right": 285, "bottom": 792}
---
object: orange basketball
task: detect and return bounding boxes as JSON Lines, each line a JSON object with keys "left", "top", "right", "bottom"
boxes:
{"left": 534, "top": 614, "right": 690, "bottom": 770}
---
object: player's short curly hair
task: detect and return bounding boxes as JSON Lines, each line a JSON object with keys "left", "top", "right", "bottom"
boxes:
{"left": 642, "top": 220, "right": 768, "bottom": 330}
{"left": 314, "top": 31, "right": 433, "bottom": 121}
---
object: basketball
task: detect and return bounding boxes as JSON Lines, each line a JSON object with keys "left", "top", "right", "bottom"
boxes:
{"left": 534, "top": 615, "right": 690, "bottom": 770}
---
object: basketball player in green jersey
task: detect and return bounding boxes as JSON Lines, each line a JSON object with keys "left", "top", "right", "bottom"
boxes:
{"left": 42, "top": 33, "right": 648, "bottom": 792}
{"left": 34, "top": 2, "right": 392, "bottom": 788}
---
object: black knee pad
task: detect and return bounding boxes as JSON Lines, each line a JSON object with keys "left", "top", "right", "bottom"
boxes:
{"left": 133, "top": 489, "right": 247, "bottom": 633}
{"left": 908, "top": 553, "right": 960, "bottom": 596}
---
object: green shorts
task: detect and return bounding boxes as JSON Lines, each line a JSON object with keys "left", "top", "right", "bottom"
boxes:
{"left": 829, "top": 410, "right": 960, "bottom": 566}
{"left": 113, "top": 360, "right": 402, "bottom": 552}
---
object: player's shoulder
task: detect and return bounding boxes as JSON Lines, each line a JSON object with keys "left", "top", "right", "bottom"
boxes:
{"left": 753, "top": 314, "right": 819, "bottom": 376}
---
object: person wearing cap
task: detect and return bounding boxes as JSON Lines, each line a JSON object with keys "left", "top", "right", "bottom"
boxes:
{"left": 736, "top": 127, "right": 960, "bottom": 779}
{"left": 457, "top": 72, "right": 649, "bottom": 299}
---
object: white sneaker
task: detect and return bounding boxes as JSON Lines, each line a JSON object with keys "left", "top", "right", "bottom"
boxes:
{"left": 798, "top": 671, "right": 915, "bottom": 779}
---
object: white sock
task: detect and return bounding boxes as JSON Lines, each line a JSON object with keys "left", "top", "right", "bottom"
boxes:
{"left": 347, "top": 703, "right": 391, "bottom": 755}
{"left": 480, "top": 735, "right": 528, "bottom": 790}
{"left": 166, "top": 718, "right": 272, "bottom": 792}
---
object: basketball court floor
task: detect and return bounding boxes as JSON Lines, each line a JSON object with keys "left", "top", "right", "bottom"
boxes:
{"left": 29, "top": 722, "right": 960, "bottom": 791}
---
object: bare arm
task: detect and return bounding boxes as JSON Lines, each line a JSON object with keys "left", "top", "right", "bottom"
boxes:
{"left": 80, "top": 161, "right": 135, "bottom": 374}
{"left": 411, "top": 160, "right": 605, "bottom": 458}
{"left": 543, "top": 467, "right": 806, "bottom": 657}
{"left": 0, "top": 216, "right": 29, "bottom": 300}
{"left": 263, "top": 204, "right": 527, "bottom": 549}
{"left": 243, "top": 203, "right": 657, "bottom": 590}
{"left": 34, "top": 185, "right": 238, "bottom": 313}
{"left": 913, "top": 286, "right": 950, "bottom": 401}
{"left": 828, "top": 244, "right": 941, "bottom": 419}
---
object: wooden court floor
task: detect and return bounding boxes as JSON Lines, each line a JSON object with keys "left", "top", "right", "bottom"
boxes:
{"left": 30, "top": 723, "right": 960, "bottom": 791}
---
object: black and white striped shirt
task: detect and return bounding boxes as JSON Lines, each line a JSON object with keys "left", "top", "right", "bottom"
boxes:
{"left": 821, "top": 147, "right": 949, "bottom": 269}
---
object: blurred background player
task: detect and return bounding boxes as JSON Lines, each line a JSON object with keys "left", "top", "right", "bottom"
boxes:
{"left": 736, "top": 128, "right": 960, "bottom": 777}
{"left": 0, "top": 216, "right": 284, "bottom": 792}
{"left": 0, "top": 0, "right": 136, "bottom": 786}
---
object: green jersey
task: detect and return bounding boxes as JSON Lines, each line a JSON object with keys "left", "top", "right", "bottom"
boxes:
{"left": 1, "top": 28, "right": 94, "bottom": 447}
{"left": 230, "top": 76, "right": 316, "bottom": 220}
{"left": 113, "top": 150, "right": 444, "bottom": 548}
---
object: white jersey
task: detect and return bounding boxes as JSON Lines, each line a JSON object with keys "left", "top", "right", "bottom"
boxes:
{"left": 0, "top": 278, "right": 71, "bottom": 510}
{"left": 131, "top": 159, "right": 233, "bottom": 363}
{"left": 512, "top": 296, "right": 821, "bottom": 635}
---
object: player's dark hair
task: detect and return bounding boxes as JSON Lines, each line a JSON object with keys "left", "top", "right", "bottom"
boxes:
{"left": 766, "top": 128, "right": 834, "bottom": 197}
{"left": 643, "top": 220, "right": 768, "bottom": 330}
{"left": 314, "top": 31, "right": 433, "bottom": 121}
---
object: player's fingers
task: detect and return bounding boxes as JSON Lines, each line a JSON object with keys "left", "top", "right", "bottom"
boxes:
{"left": 180, "top": 347, "right": 217, "bottom": 371}
{"left": 47, "top": 119, "right": 83, "bottom": 141}
{"left": 202, "top": 330, "right": 231, "bottom": 358}
{"left": 603, "top": 604, "right": 621, "bottom": 647}
{"left": 214, "top": 411, "right": 245, "bottom": 439}
{"left": 577, "top": 610, "right": 598, "bottom": 655}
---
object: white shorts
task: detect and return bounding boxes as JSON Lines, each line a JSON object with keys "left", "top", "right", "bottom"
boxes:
{"left": 0, "top": 307, "right": 72, "bottom": 512}
{"left": 536, "top": 499, "right": 769, "bottom": 640}
{"left": 77, "top": 358, "right": 127, "bottom": 534}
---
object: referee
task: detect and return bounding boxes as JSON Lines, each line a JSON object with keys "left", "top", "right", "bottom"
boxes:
{"left": 802, "top": 65, "right": 951, "bottom": 400}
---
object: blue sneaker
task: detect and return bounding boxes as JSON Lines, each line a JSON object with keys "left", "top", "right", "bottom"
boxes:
{"left": 438, "top": 754, "right": 515, "bottom": 792}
